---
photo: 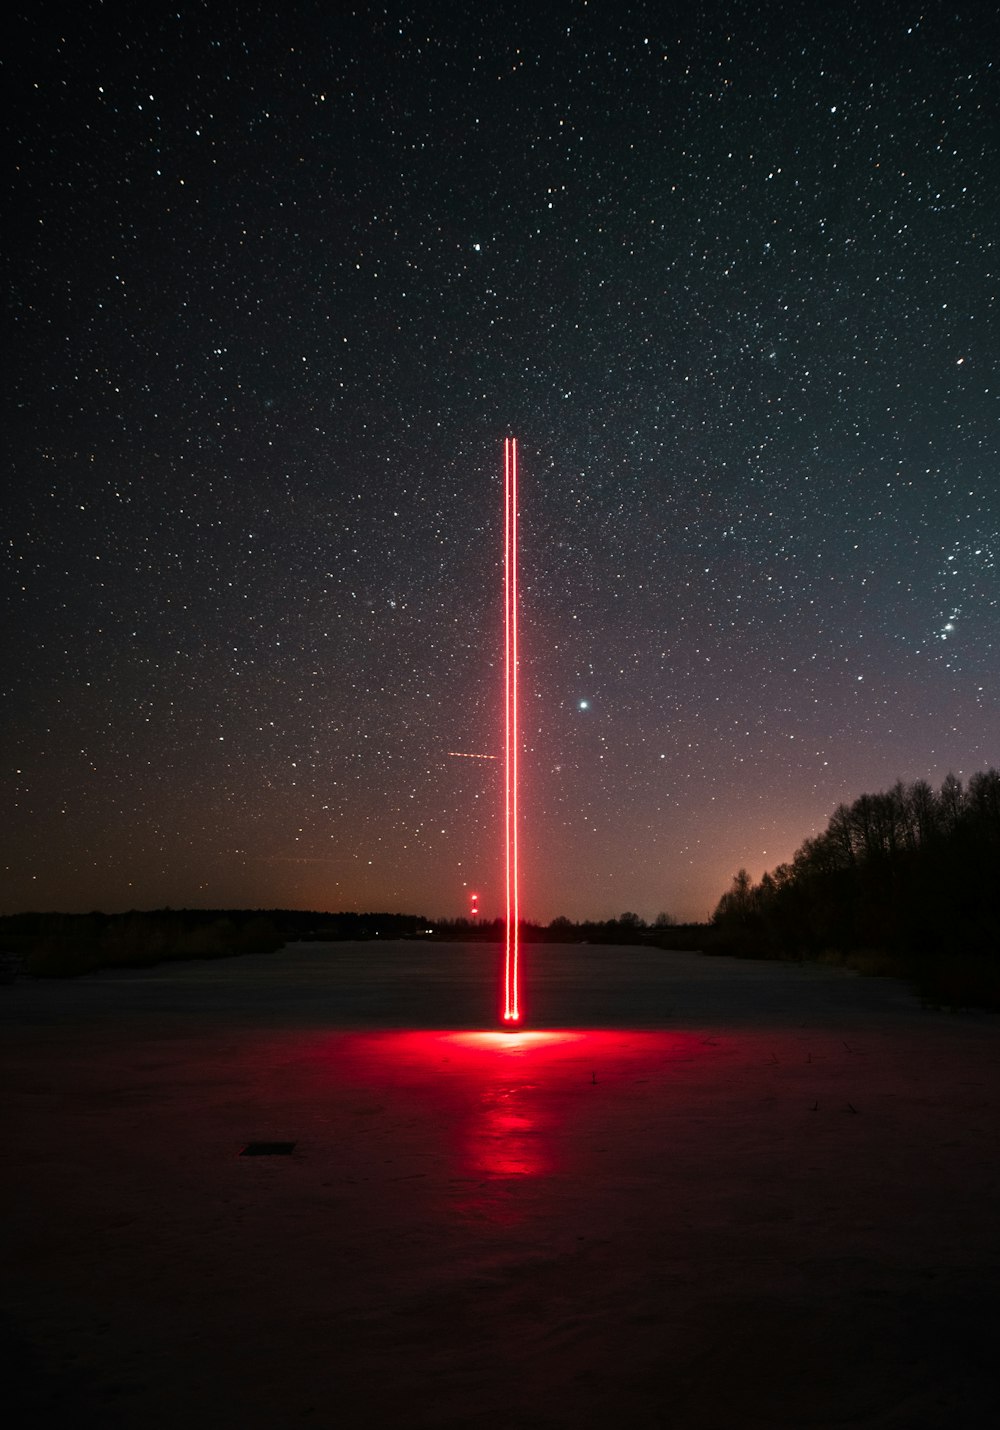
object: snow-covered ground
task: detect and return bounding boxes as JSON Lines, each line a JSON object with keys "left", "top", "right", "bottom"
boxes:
{"left": 2, "top": 943, "right": 998, "bottom": 1427}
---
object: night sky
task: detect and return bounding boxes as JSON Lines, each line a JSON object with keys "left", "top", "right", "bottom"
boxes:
{"left": 4, "top": 1, "right": 998, "bottom": 923}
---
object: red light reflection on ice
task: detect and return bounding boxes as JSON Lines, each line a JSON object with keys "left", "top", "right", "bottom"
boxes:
{"left": 447, "top": 1032, "right": 587, "bottom": 1175}
{"left": 447, "top": 1031, "right": 586, "bottom": 1054}
{"left": 322, "top": 1029, "right": 694, "bottom": 1189}
{"left": 473, "top": 1088, "right": 545, "bottom": 1176}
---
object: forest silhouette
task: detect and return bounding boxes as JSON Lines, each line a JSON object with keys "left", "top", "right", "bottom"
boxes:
{"left": 711, "top": 769, "right": 1000, "bottom": 1008}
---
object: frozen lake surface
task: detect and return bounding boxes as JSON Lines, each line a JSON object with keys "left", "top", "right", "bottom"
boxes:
{"left": 4, "top": 936, "right": 928, "bottom": 1029}
{"left": 3, "top": 942, "right": 998, "bottom": 1428}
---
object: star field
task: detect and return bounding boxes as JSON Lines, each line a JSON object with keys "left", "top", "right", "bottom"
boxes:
{"left": 3, "top": 0, "right": 998, "bottom": 922}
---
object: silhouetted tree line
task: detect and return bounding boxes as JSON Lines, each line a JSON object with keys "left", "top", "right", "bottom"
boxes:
{"left": 0, "top": 905, "right": 701, "bottom": 980}
{"left": 0, "top": 907, "right": 432, "bottom": 979}
{"left": 296, "top": 911, "right": 433, "bottom": 941}
{"left": 431, "top": 912, "right": 703, "bottom": 949}
{"left": 540, "top": 912, "right": 705, "bottom": 949}
{"left": 712, "top": 770, "right": 1000, "bottom": 1008}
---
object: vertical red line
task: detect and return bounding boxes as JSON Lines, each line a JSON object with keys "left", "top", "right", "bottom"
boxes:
{"left": 502, "top": 436, "right": 521, "bottom": 1022}
{"left": 510, "top": 437, "right": 520, "bottom": 1020}
{"left": 503, "top": 438, "right": 513, "bottom": 1019}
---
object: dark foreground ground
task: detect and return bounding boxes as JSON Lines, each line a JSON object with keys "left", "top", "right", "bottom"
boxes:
{"left": 2, "top": 942, "right": 998, "bottom": 1428}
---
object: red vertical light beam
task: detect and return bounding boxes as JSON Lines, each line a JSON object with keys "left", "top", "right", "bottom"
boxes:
{"left": 504, "top": 437, "right": 511, "bottom": 1012}
{"left": 504, "top": 436, "right": 521, "bottom": 1022}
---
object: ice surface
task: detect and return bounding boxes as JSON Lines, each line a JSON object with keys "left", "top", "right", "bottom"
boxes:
{"left": 2, "top": 943, "right": 998, "bottom": 1428}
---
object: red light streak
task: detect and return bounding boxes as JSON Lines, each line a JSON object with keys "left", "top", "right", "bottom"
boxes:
{"left": 504, "top": 436, "right": 521, "bottom": 1024}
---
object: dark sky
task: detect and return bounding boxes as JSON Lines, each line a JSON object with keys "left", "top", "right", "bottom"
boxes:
{"left": 4, "top": 0, "right": 998, "bottom": 922}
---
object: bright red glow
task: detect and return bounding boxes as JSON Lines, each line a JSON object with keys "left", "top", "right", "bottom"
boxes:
{"left": 316, "top": 1029, "right": 705, "bottom": 1187}
{"left": 448, "top": 1030, "right": 585, "bottom": 1052}
{"left": 503, "top": 436, "right": 521, "bottom": 1023}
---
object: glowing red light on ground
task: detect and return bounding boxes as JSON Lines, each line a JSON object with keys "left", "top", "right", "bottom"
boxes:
{"left": 503, "top": 436, "right": 521, "bottom": 1024}
{"left": 470, "top": 891, "right": 479, "bottom": 920}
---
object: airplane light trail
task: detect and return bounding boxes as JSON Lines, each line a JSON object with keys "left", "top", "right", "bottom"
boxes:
{"left": 504, "top": 435, "right": 520, "bottom": 1024}
{"left": 446, "top": 751, "right": 499, "bottom": 760}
